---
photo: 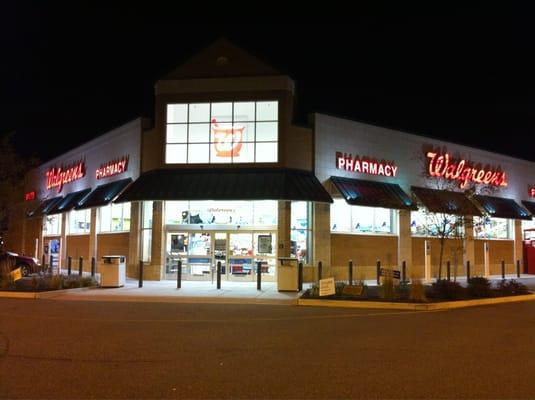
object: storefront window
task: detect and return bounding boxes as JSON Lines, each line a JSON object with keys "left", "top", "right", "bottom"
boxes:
{"left": 522, "top": 219, "right": 535, "bottom": 235}
{"left": 99, "top": 202, "right": 131, "bottom": 232}
{"left": 68, "top": 209, "right": 90, "bottom": 234}
{"left": 291, "top": 201, "right": 312, "bottom": 263}
{"left": 165, "top": 101, "right": 278, "bottom": 164}
{"left": 331, "top": 199, "right": 394, "bottom": 234}
{"left": 164, "top": 200, "right": 277, "bottom": 227}
{"left": 474, "top": 216, "right": 511, "bottom": 239}
{"left": 411, "top": 209, "right": 462, "bottom": 237}
{"left": 43, "top": 214, "right": 61, "bottom": 236}
{"left": 141, "top": 201, "right": 153, "bottom": 262}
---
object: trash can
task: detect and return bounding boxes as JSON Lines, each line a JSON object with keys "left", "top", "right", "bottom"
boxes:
{"left": 277, "top": 257, "right": 298, "bottom": 292}
{"left": 99, "top": 255, "right": 126, "bottom": 288}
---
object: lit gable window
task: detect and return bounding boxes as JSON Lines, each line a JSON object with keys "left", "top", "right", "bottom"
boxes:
{"left": 165, "top": 101, "right": 278, "bottom": 164}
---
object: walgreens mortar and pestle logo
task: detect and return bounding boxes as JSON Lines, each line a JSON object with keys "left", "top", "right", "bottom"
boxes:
{"left": 212, "top": 118, "right": 244, "bottom": 157}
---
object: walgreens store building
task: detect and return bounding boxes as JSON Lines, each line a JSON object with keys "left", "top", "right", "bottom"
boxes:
{"left": 8, "top": 40, "right": 535, "bottom": 286}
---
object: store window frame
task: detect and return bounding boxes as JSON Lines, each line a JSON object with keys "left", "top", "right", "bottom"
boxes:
{"left": 67, "top": 208, "right": 91, "bottom": 235}
{"left": 165, "top": 101, "right": 279, "bottom": 165}
{"left": 290, "top": 201, "right": 313, "bottom": 264}
{"left": 43, "top": 214, "right": 62, "bottom": 237}
{"left": 473, "top": 216, "right": 513, "bottom": 240}
{"left": 330, "top": 198, "right": 397, "bottom": 236}
{"left": 141, "top": 201, "right": 153, "bottom": 262}
{"left": 98, "top": 202, "right": 131, "bottom": 233}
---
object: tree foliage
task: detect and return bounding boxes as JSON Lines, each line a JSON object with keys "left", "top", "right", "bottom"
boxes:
{"left": 0, "top": 132, "right": 37, "bottom": 235}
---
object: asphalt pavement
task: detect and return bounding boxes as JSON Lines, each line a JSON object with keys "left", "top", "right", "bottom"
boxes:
{"left": 1, "top": 298, "right": 535, "bottom": 399}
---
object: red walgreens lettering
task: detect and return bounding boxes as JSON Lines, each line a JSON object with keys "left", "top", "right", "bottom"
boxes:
{"left": 426, "top": 152, "right": 507, "bottom": 189}
{"left": 46, "top": 162, "right": 85, "bottom": 193}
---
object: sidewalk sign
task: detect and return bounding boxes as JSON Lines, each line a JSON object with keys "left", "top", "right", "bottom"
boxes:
{"left": 319, "top": 277, "right": 335, "bottom": 296}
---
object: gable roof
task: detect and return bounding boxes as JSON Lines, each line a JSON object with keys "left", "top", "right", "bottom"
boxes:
{"left": 161, "top": 38, "right": 282, "bottom": 80}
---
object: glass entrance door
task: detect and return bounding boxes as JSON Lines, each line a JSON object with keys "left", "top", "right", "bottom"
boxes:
{"left": 228, "top": 233, "right": 254, "bottom": 281}
{"left": 165, "top": 232, "right": 212, "bottom": 280}
{"left": 165, "top": 230, "right": 277, "bottom": 282}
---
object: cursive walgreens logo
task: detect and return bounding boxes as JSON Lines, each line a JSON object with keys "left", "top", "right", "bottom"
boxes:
{"left": 46, "top": 161, "right": 85, "bottom": 193}
{"left": 426, "top": 152, "right": 507, "bottom": 189}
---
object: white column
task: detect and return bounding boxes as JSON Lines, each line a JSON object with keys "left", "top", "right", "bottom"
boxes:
{"left": 483, "top": 241, "right": 490, "bottom": 277}
{"left": 88, "top": 208, "right": 98, "bottom": 268}
{"left": 59, "top": 213, "right": 67, "bottom": 271}
{"left": 424, "top": 240, "right": 431, "bottom": 283}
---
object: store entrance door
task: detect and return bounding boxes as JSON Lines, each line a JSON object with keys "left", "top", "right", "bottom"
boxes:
{"left": 165, "top": 231, "right": 277, "bottom": 282}
{"left": 166, "top": 232, "right": 213, "bottom": 280}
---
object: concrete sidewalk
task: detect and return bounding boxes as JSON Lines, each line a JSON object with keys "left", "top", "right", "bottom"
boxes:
{"left": 48, "top": 279, "right": 302, "bottom": 305}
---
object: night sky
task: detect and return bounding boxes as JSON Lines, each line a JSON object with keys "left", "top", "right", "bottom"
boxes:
{"left": 2, "top": 4, "right": 535, "bottom": 163}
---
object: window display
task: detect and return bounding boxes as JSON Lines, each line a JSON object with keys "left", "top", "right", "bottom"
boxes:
{"left": 43, "top": 214, "right": 61, "bottom": 236}
{"left": 411, "top": 209, "right": 462, "bottom": 237}
{"left": 291, "top": 201, "right": 312, "bottom": 263}
{"left": 166, "top": 101, "right": 278, "bottom": 164}
{"left": 164, "top": 200, "right": 277, "bottom": 227}
{"left": 99, "top": 202, "right": 131, "bottom": 232}
{"left": 474, "top": 216, "right": 511, "bottom": 239}
{"left": 69, "top": 209, "right": 90, "bottom": 234}
{"left": 331, "top": 200, "right": 394, "bottom": 235}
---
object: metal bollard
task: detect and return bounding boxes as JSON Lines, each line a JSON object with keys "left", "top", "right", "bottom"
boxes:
{"left": 91, "top": 257, "right": 96, "bottom": 278}
{"left": 298, "top": 262, "right": 303, "bottom": 291}
{"left": 177, "top": 259, "right": 182, "bottom": 289}
{"left": 517, "top": 259, "right": 521, "bottom": 278}
{"left": 447, "top": 261, "right": 451, "bottom": 281}
{"left": 466, "top": 260, "right": 471, "bottom": 282}
{"left": 78, "top": 257, "right": 83, "bottom": 276}
{"left": 376, "top": 260, "right": 381, "bottom": 285}
{"left": 67, "top": 256, "right": 72, "bottom": 276}
{"left": 318, "top": 261, "right": 323, "bottom": 281}
{"left": 257, "top": 261, "right": 262, "bottom": 291}
{"left": 501, "top": 260, "right": 505, "bottom": 280}
{"left": 402, "top": 260, "right": 407, "bottom": 283}
{"left": 138, "top": 260, "right": 143, "bottom": 288}
{"left": 217, "top": 261, "right": 221, "bottom": 289}
{"left": 348, "top": 260, "right": 353, "bottom": 285}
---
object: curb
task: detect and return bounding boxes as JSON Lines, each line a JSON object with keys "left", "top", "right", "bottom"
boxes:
{"left": 49, "top": 294, "right": 299, "bottom": 306}
{"left": 298, "top": 293, "right": 535, "bottom": 310}
{"left": 0, "top": 287, "right": 93, "bottom": 300}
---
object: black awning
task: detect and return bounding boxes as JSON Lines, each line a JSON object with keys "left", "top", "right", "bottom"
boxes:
{"left": 76, "top": 178, "right": 132, "bottom": 210}
{"left": 331, "top": 176, "right": 417, "bottom": 210}
{"left": 114, "top": 168, "right": 333, "bottom": 203}
{"left": 474, "top": 195, "right": 532, "bottom": 220}
{"left": 27, "top": 196, "right": 63, "bottom": 217}
{"left": 521, "top": 201, "right": 535, "bottom": 216}
{"left": 411, "top": 186, "right": 482, "bottom": 216}
{"left": 47, "top": 189, "right": 91, "bottom": 215}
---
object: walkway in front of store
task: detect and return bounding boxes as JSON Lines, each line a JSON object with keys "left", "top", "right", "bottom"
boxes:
{"left": 51, "top": 279, "right": 302, "bottom": 305}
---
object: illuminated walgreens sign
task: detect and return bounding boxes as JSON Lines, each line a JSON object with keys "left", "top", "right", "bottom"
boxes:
{"left": 46, "top": 161, "right": 85, "bottom": 193}
{"left": 24, "top": 191, "right": 36, "bottom": 201}
{"left": 530, "top": 187, "right": 535, "bottom": 197}
{"left": 336, "top": 152, "right": 398, "bottom": 177}
{"left": 426, "top": 152, "right": 508, "bottom": 189}
{"left": 96, "top": 156, "right": 129, "bottom": 180}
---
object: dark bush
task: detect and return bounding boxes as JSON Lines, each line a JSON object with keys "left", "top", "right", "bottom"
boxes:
{"left": 496, "top": 279, "right": 530, "bottom": 296}
{"left": 431, "top": 279, "right": 466, "bottom": 300}
{"left": 467, "top": 277, "right": 492, "bottom": 298}
{"left": 335, "top": 281, "right": 346, "bottom": 296}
